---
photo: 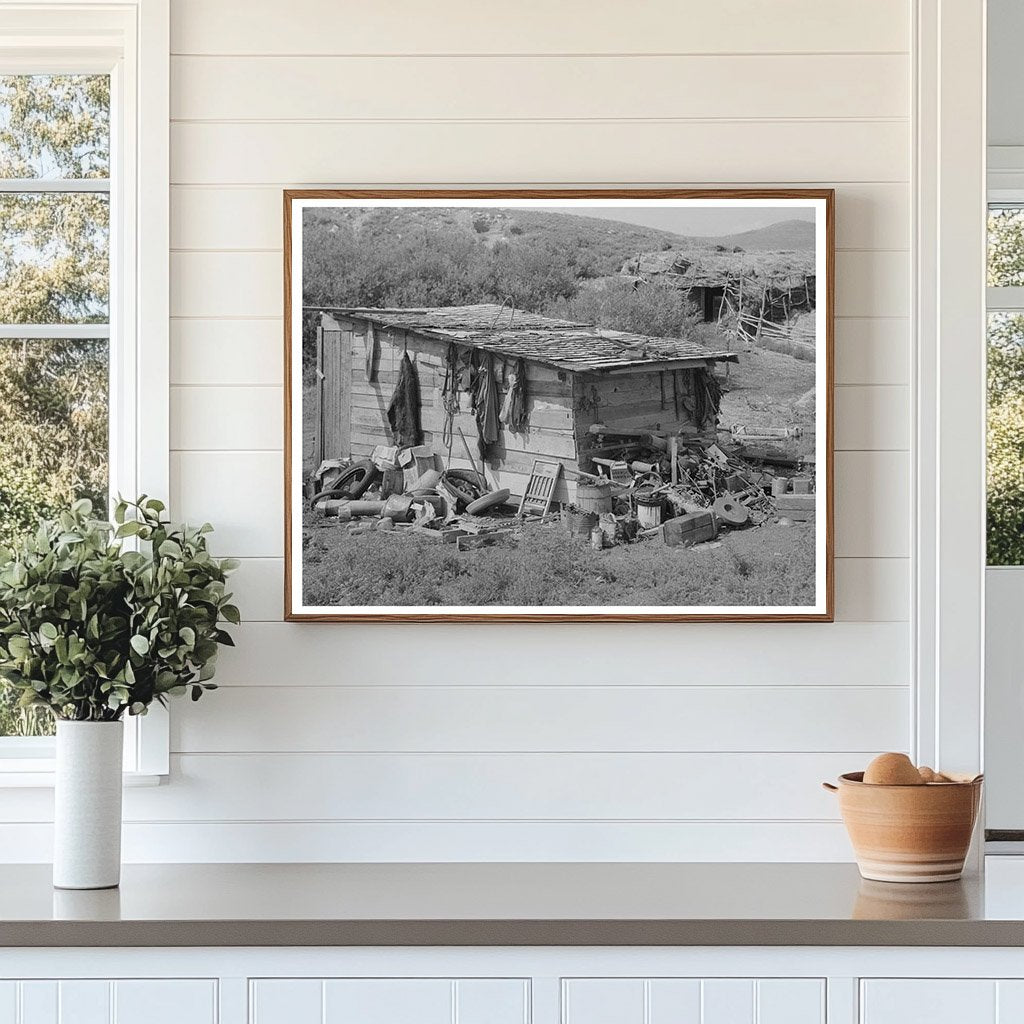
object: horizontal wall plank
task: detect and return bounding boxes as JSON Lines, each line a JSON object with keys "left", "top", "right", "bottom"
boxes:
{"left": 834, "top": 385, "right": 909, "bottom": 451}
{"left": 171, "top": 251, "right": 280, "bottom": 317}
{"left": 834, "top": 318, "right": 909, "bottom": 385}
{"left": 116, "top": 751, "right": 863, "bottom": 821}
{"left": 833, "top": 557, "right": 909, "bottom": 622}
{"left": 227, "top": 558, "right": 283, "bottom": 620}
{"left": 170, "top": 0, "right": 910, "bottom": 56}
{"left": 170, "top": 249, "right": 909, "bottom": 321}
{"left": 834, "top": 450, "right": 909, "bottom": 558}
{"left": 0, "top": 820, "right": 857, "bottom": 863}
{"left": 834, "top": 250, "right": 909, "bottom": 318}
{"left": 171, "top": 451, "right": 283, "bottom": 557}
{"left": 171, "top": 319, "right": 283, "bottom": 386}
{"left": 171, "top": 183, "right": 909, "bottom": 252}
{"left": 229, "top": 556, "right": 908, "bottom": 623}
{"left": 211, "top": 621, "right": 909, "bottom": 687}
{"left": 171, "top": 684, "right": 909, "bottom": 754}
{"left": 171, "top": 54, "right": 909, "bottom": 121}
{"left": 170, "top": 121, "right": 910, "bottom": 186}
{"left": 171, "top": 385, "right": 282, "bottom": 450}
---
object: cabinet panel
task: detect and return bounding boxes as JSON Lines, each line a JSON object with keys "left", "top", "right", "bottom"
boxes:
{"left": 563, "top": 980, "right": 645, "bottom": 1024}
{"left": 0, "top": 983, "right": 15, "bottom": 1024}
{"left": 251, "top": 979, "right": 322, "bottom": 1024}
{"left": 58, "top": 982, "right": 110, "bottom": 1024}
{"left": 456, "top": 980, "right": 529, "bottom": 1024}
{"left": 251, "top": 979, "right": 528, "bottom": 1024}
{"left": 113, "top": 981, "right": 217, "bottom": 1024}
{"left": 648, "top": 979, "right": 702, "bottom": 1023}
{"left": 18, "top": 983, "right": 56, "bottom": 1024}
{"left": 0, "top": 981, "right": 216, "bottom": 1024}
{"left": 323, "top": 980, "right": 451, "bottom": 1024}
{"left": 563, "top": 978, "right": 824, "bottom": 1024}
{"left": 702, "top": 979, "right": 754, "bottom": 1024}
{"left": 861, "top": 981, "right": 997, "bottom": 1024}
{"left": 757, "top": 980, "right": 825, "bottom": 1024}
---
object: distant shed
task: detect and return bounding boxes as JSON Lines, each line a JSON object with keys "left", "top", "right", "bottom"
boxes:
{"left": 312, "top": 304, "right": 737, "bottom": 504}
{"left": 625, "top": 249, "right": 817, "bottom": 328}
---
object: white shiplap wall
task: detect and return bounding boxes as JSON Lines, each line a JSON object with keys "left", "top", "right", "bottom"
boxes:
{"left": 2, "top": 0, "right": 915, "bottom": 862}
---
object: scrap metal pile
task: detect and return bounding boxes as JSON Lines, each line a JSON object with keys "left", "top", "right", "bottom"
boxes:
{"left": 307, "top": 424, "right": 816, "bottom": 553}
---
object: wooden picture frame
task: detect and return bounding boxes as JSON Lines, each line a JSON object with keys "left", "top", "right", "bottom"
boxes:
{"left": 284, "top": 189, "right": 834, "bottom": 622}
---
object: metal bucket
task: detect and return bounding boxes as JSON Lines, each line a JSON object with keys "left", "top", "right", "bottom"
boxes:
{"left": 634, "top": 489, "right": 665, "bottom": 529}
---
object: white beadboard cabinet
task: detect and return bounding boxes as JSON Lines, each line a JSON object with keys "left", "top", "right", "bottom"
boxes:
{"left": 0, "top": 979, "right": 218, "bottom": 1024}
{"left": 5, "top": 950, "right": 1024, "bottom": 1024}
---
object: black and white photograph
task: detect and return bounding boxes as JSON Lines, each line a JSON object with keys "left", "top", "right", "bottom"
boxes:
{"left": 285, "top": 191, "right": 833, "bottom": 621}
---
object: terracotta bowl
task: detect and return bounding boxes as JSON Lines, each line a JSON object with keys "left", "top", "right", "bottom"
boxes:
{"left": 823, "top": 772, "right": 983, "bottom": 883}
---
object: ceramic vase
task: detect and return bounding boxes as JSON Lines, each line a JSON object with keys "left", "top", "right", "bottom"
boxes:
{"left": 53, "top": 720, "right": 124, "bottom": 889}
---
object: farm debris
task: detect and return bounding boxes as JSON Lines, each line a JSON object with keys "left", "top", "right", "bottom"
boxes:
{"left": 306, "top": 422, "right": 816, "bottom": 554}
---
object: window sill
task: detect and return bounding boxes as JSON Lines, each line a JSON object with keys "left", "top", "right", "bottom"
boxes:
{"left": 0, "top": 766, "right": 165, "bottom": 788}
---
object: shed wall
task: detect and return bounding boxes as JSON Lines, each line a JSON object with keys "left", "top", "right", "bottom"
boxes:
{"left": 336, "top": 317, "right": 579, "bottom": 503}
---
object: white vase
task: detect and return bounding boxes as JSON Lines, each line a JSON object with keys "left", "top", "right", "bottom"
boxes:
{"left": 53, "top": 720, "right": 124, "bottom": 890}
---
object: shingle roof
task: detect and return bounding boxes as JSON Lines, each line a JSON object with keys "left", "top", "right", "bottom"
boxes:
{"left": 318, "top": 304, "right": 738, "bottom": 373}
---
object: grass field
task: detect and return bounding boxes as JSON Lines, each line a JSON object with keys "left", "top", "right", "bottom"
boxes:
{"left": 302, "top": 520, "right": 816, "bottom": 609}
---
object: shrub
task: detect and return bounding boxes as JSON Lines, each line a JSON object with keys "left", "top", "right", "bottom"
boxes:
{"left": 0, "top": 497, "right": 238, "bottom": 722}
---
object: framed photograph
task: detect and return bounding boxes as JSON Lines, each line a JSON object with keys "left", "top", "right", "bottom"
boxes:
{"left": 284, "top": 189, "right": 834, "bottom": 622}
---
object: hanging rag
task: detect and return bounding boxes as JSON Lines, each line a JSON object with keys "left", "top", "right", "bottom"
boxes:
{"left": 499, "top": 356, "right": 528, "bottom": 433}
{"left": 364, "top": 325, "right": 379, "bottom": 383}
{"left": 693, "top": 367, "right": 723, "bottom": 429}
{"left": 474, "top": 350, "right": 500, "bottom": 460}
{"left": 387, "top": 352, "right": 422, "bottom": 447}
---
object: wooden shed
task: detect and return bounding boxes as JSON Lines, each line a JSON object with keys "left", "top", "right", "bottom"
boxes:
{"left": 311, "top": 304, "right": 738, "bottom": 504}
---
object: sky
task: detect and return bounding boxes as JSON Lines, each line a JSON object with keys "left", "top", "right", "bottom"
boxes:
{"left": 536, "top": 205, "right": 816, "bottom": 237}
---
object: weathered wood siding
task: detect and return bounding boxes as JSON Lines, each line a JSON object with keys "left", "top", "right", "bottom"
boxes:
{"left": 320, "top": 313, "right": 351, "bottom": 461}
{"left": 328, "top": 317, "right": 579, "bottom": 502}
{"left": 572, "top": 367, "right": 710, "bottom": 470}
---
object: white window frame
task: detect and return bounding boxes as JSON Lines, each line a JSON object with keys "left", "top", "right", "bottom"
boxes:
{"left": 0, "top": 0, "right": 169, "bottom": 784}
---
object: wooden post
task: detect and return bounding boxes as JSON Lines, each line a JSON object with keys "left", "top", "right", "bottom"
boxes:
{"left": 313, "top": 322, "right": 325, "bottom": 468}
{"left": 670, "top": 435, "right": 678, "bottom": 485}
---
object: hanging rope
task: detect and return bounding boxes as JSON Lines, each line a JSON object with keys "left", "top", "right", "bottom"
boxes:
{"left": 441, "top": 342, "right": 460, "bottom": 454}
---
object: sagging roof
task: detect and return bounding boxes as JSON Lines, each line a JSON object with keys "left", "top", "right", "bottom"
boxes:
{"left": 627, "top": 249, "right": 816, "bottom": 291}
{"left": 317, "top": 304, "right": 738, "bottom": 373}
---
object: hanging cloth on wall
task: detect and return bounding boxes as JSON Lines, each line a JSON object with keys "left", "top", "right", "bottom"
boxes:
{"left": 474, "top": 350, "right": 500, "bottom": 460}
{"left": 387, "top": 352, "right": 422, "bottom": 447}
{"left": 693, "top": 367, "right": 723, "bottom": 429}
{"left": 499, "top": 356, "right": 528, "bottom": 434}
{"left": 364, "top": 325, "right": 380, "bottom": 383}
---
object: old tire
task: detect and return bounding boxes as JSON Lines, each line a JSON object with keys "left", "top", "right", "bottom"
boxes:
{"left": 310, "top": 459, "right": 380, "bottom": 505}
{"left": 466, "top": 488, "right": 511, "bottom": 515}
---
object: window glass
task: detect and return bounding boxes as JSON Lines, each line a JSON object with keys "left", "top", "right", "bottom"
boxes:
{"left": 0, "top": 192, "right": 109, "bottom": 323}
{"left": 988, "top": 312, "right": 1024, "bottom": 565}
{"left": 0, "top": 74, "right": 109, "bottom": 179}
{"left": 0, "top": 75, "right": 110, "bottom": 739}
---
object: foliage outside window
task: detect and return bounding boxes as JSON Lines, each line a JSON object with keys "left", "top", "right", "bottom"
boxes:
{"left": 0, "top": 75, "right": 110, "bottom": 736}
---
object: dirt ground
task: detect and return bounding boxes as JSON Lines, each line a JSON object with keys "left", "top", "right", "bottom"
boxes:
{"left": 717, "top": 346, "right": 816, "bottom": 459}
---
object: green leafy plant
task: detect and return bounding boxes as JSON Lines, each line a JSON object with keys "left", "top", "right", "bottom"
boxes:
{"left": 0, "top": 496, "right": 239, "bottom": 722}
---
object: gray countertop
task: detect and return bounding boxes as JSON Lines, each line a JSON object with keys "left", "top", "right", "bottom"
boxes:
{"left": 4, "top": 861, "right": 1024, "bottom": 947}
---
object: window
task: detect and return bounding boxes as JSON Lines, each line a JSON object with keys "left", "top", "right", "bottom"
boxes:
{"left": 987, "top": 206, "right": 1024, "bottom": 565}
{"left": 0, "top": 74, "right": 111, "bottom": 738}
{"left": 0, "top": 3, "right": 169, "bottom": 777}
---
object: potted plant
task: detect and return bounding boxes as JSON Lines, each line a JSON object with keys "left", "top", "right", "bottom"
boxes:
{"left": 0, "top": 497, "right": 239, "bottom": 889}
